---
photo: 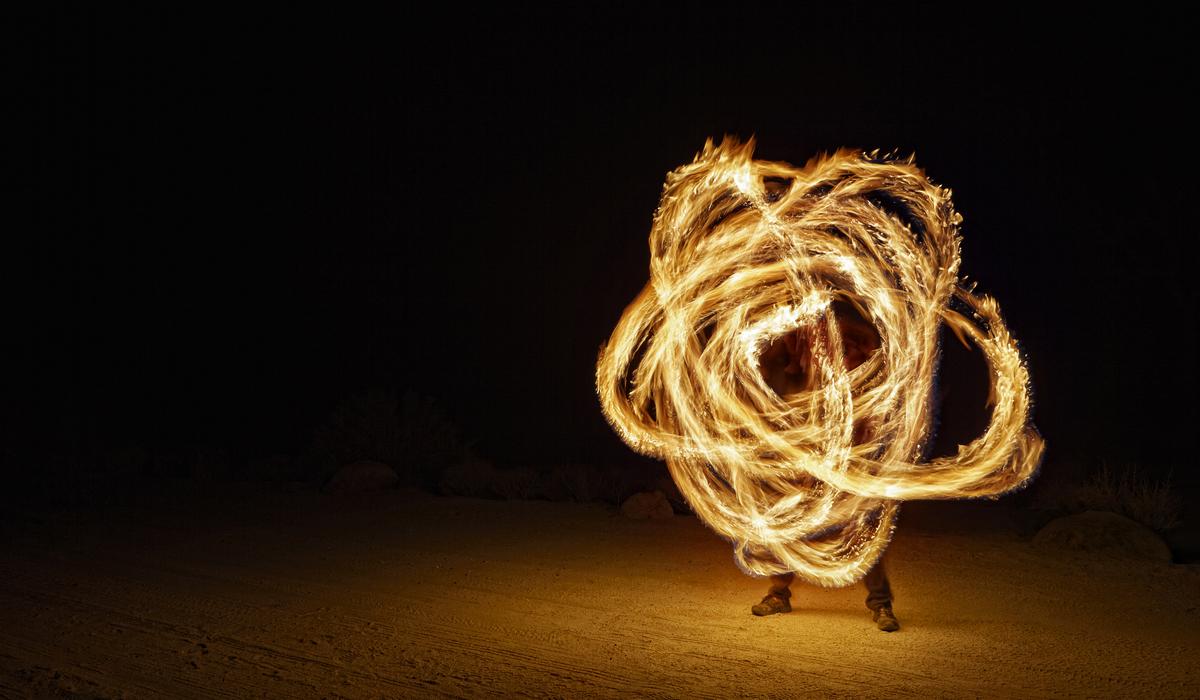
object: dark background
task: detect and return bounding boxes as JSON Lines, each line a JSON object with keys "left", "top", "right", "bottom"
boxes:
{"left": 7, "top": 8, "right": 1194, "bottom": 488}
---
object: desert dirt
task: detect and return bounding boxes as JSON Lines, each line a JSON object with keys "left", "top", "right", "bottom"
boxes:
{"left": 1, "top": 484, "right": 1197, "bottom": 699}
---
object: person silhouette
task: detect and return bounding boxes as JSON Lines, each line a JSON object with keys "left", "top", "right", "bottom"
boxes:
{"left": 751, "top": 300, "right": 899, "bottom": 632}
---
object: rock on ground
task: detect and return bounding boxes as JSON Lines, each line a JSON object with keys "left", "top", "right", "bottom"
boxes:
{"left": 1034, "top": 510, "right": 1172, "bottom": 562}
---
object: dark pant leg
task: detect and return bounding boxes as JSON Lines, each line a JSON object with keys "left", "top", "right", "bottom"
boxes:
{"left": 768, "top": 571, "right": 796, "bottom": 598}
{"left": 862, "top": 558, "right": 893, "bottom": 612}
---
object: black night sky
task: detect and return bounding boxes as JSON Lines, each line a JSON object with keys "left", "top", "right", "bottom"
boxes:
{"left": 9, "top": 7, "right": 1195, "bottom": 484}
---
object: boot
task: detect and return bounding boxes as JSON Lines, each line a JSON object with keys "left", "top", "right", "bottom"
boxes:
{"left": 872, "top": 604, "right": 900, "bottom": 632}
{"left": 751, "top": 590, "right": 792, "bottom": 616}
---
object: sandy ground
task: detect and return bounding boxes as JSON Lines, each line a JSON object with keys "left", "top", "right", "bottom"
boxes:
{"left": 0, "top": 484, "right": 1197, "bottom": 699}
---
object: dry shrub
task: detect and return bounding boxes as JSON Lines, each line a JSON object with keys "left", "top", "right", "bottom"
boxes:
{"left": 438, "top": 460, "right": 671, "bottom": 506}
{"left": 437, "top": 456, "right": 499, "bottom": 498}
{"left": 542, "top": 463, "right": 653, "bottom": 504}
{"left": 548, "top": 463, "right": 611, "bottom": 503}
{"left": 1070, "top": 462, "right": 1182, "bottom": 533}
{"left": 491, "top": 466, "right": 541, "bottom": 500}
{"left": 438, "top": 459, "right": 540, "bottom": 500}
{"left": 397, "top": 391, "right": 469, "bottom": 487}
{"left": 306, "top": 389, "right": 467, "bottom": 487}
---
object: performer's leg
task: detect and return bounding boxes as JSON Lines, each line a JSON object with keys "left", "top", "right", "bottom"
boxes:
{"left": 863, "top": 558, "right": 899, "bottom": 631}
{"left": 862, "top": 559, "right": 892, "bottom": 612}
{"left": 768, "top": 571, "right": 796, "bottom": 597}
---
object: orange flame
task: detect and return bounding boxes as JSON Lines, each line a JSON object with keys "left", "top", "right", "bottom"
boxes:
{"left": 596, "top": 137, "right": 1044, "bottom": 586}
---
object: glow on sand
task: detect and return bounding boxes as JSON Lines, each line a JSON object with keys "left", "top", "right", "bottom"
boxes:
{"left": 596, "top": 138, "right": 1044, "bottom": 587}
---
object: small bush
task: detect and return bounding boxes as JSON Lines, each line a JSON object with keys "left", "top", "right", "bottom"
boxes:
{"left": 492, "top": 466, "right": 541, "bottom": 500}
{"left": 438, "top": 456, "right": 502, "bottom": 499}
{"left": 438, "top": 460, "right": 550, "bottom": 501}
{"left": 304, "top": 388, "right": 468, "bottom": 487}
{"left": 1070, "top": 462, "right": 1182, "bottom": 533}
{"left": 437, "top": 460, "right": 662, "bottom": 505}
{"left": 245, "top": 454, "right": 296, "bottom": 481}
{"left": 549, "top": 463, "right": 611, "bottom": 503}
{"left": 543, "top": 463, "right": 662, "bottom": 506}
{"left": 397, "top": 391, "right": 470, "bottom": 487}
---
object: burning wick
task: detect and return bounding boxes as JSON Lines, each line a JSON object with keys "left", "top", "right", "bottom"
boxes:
{"left": 596, "top": 137, "right": 1043, "bottom": 586}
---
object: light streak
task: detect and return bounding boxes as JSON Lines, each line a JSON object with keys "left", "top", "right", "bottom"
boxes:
{"left": 596, "top": 137, "right": 1044, "bottom": 586}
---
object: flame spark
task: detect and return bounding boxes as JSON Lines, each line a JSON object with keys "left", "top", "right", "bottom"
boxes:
{"left": 596, "top": 138, "right": 1044, "bottom": 586}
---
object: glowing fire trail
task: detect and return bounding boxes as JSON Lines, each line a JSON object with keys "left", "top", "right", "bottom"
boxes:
{"left": 596, "top": 138, "right": 1044, "bottom": 587}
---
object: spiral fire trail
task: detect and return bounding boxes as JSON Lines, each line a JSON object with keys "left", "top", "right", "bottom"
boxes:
{"left": 596, "top": 138, "right": 1044, "bottom": 586}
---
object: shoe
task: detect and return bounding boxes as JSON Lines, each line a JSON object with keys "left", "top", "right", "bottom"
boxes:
{"left": 872, "top": 605, "right": 899, "bottom": 632}
{"left": 751, "top": 592, "right": 792, "bottom": 616}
